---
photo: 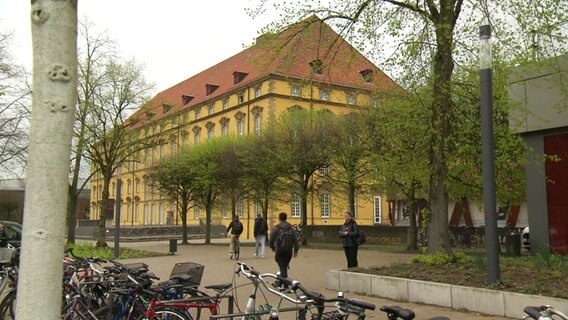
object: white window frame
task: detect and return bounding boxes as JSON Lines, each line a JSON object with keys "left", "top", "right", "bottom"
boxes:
{"left": 195, "top": 109, "right": 201, "bottom": 120}
{"left": 208, "top": 105, "right": 214, "bottom": 115}
{"left": 237, "top": 199, "right": 245, "bottom": 218}
{"left": 194, "top": 131, "right": 200, "bottom": 145}
{"left": 207, "top": 127, "right": 214, "bottom": 140}
{"left": 222, "top": 123, "right": 229, "bottom": 137}
{"left": 319, "top": 165, "right": 330, "bottom": 176}
{"left": 254, "top": 201, "right": 263, "bottom": 217}
{"left": 221, "top": 199, "right": 229, "bottom": 218}
{"left": 291, "top": 86, "right": 301, "bottom": 97}
{"left": 254, "top": 114, "right": 261, "bottom": 135}
{"left": 320, "top": 193, "right": 330, "bottom": 218}
{"left": 159, "top": 202, "right": 165, "bottom": 225}
{"left": 255, "top": 86, "right": 261, "bottom": 98}
{"left": 194, "top": 205, "right": 200, "bottom": 220}
{"left": 347, "top": 94, "right": 356, "bottom": 105}
{"left": 143, "top": 204, "right": 149, "bottom": 225}
{"left": 222, "top": 100, "right": 229, "bottom": 110}
{"left": 291, "top": 193, "right": 301, "bottom": 218}
{"left": 237, "top": 119, "right": 245, "bottom": 136}
{"left": 373, "top": 196, "right": 382, "bottom": 224}
{"left": 320, "top": 89, "right": 330, "bottom": 101}
{"left": 151, "top": 204, "right": 156, "bottom": 225}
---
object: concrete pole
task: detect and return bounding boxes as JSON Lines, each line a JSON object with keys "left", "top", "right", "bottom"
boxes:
{"left": 479, "top": 25, "right": 500, "bottom": 284}
{"left": 16, "top": 1, "right": 77, "bottom": 319}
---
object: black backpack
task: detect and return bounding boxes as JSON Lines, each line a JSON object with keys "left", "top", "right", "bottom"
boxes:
{"left": 233, "top": 221, "right": 243, "bottom": 235}
{"left": 276, "top": 226, "right": 297, "bottom": 253}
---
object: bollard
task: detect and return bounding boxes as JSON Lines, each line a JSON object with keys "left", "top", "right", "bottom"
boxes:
{"left": 169, "top": 239, "right": 177, "bottom": 255}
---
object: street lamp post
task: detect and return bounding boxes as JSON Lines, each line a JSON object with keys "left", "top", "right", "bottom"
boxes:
{"left": 114, "top": 164, "right": 122, "bottom": 259}
{"left": 479, "top": 25, "right": 500, "bottom": 284}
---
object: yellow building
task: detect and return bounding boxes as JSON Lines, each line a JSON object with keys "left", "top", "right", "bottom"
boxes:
{"left": 90, "top": 16, "right": 402, "bottom": 238}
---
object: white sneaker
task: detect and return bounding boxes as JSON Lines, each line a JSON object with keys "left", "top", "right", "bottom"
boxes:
{"left": 254, "top": 253, "right": 257, "bottom": 257}
{"left": 229, "top": 253, "right": 233, "bottom": 259}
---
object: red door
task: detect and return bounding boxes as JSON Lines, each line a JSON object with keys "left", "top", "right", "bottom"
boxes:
{"left": 544, "top": 133, "right": 568, "bottom": 254}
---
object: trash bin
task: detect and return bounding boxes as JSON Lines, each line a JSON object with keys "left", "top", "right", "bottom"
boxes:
{"left": 505, "top": 234, "right": 521, "bottom": 257}
{"left": 169, "top": 239, "right": 178, "bottom": 255}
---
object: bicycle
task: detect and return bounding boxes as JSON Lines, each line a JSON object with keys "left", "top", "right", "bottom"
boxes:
{"left": 523, "top": 305, "right": 568, "bottom": 320}
{"left": 230, "top": 236, "right": 240, "bottom": 260}
{"left": 211, "top": 262, "right": 375, "bottom": 320}
{"left": 380, "top": 305, "right": 449, "bottom": 320}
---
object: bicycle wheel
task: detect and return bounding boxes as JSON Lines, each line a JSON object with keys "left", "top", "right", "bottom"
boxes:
{"left": 234, "top": 242, "right": 240, "bottom": 260}
{"left": 0, "top": 289, "right": 16, "bottom": 320}
{"left": 135, "top": 308, "right": 192, "bottom": 320}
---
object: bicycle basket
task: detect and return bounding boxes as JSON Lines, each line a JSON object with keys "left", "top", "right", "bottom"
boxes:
{"left": 123, "top": 262, "right": 149, "bottom": 273}
{"left": 169, "top": 262, "right": 205, "bottom": 287}
{"left": 0, "top": 248, "right": 14, "bottom": 265}
{"left": 312, "top": 311, "right": 347, "bottom": 320}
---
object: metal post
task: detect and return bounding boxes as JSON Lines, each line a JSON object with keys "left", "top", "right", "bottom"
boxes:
{"left": 479, "top": 25, "right": 500, "bottom": 284}
{"left": 114, "top": 171, "right": 122, "bottom": 259}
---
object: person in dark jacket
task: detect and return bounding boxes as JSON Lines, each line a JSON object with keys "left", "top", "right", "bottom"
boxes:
{"left": 339, "top": 211, "right": 359, "bottom": 268}
{"left": 253, "top": 214, "right": 268, "bottom": 258}
{"left": 226, "top": 216, "right": 243, "bottom": 259}
{"left": 269, "top": 212, "right": 300, "bottom": 287}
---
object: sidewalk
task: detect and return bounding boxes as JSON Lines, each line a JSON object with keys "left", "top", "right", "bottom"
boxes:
{"left": 118, "top": 239, "right": 515, "bottom": 320}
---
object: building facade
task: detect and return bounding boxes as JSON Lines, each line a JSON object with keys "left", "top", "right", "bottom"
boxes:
{"left": 90, "top": 16, "right": 403, "bottom": 238}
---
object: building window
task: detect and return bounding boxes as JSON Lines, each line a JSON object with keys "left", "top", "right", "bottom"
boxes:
{"left": 143, "top": 204, "right": 149, "bottom": 225}
{"left": 320, "top": 193, "right": 330, "bottom": 218}
{"left": 347, "top": 94, "right": 356, "bottom": 105}
{"left": 159, "top": 202, "right": 164, "bottom": 225}
{"left": 194, "top": 131, "right": 200, "bottom": 145}
{"left": 151, "top": 204, "right": 156, "bottom": 225}
{"left": 160, "top": 143, "right": 165, "bottom": 158}
{"left": 374, "top": 196, "right": 382, "bottom": 224}
{"left": 208, "top": 104, "right": 214, "bottom": 115}
{"left": 254, "top": 86, "right": 261, "bottom": 98}
{"left": 236, "top": 199, "right": 244, "bottom": 218}
{"left": 237, "top": 120, "right": 245, "bottom": 136}
{"left": 221, "top": 199, "right": 229, "bottom": 218}
{"left": 237, "top": 93, "right": 244, "bottom": 104}
{"left": 360, "top": 69, "right": 374, "bottom": 83}
{"left": 254, "top": 114, "right": 261, "bottom": 135}
{"left": 291, "top": 86, "right": 301, "bottom": 97}
{"left": 291, "top": 193, "right": 301, "bottom": 218}
{"left": 320, "top": 89, "right": 330, "bottom": 101}
{"left": 309, "top": 59, "right": 323, "bottom": 75}
{"left": 222, "top": 122, "right": 229, "bottom": 136}
{"left": 135, "top": 178, "right": 140, "bottom": 193}
{"left": 194, "top": 205, "right": 200, "bottom": 220}
{"left": 207, "top": 127, "right": 214, "bottom": 141}
{"left": 126, "top": 180, "right": 132, "bottom": 194}
{"left": 319, "top": 165, "right": 330, "bottom": 176}
{"left": 222, "top": 100, "right": 229, "bottom": 110}
{"left": 134, "top": 203, "right": 139, "bottom": 222}
{"left": 255, "top": 201, "right": 262, "bottom": 217}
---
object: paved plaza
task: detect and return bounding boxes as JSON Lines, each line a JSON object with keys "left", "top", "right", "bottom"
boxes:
{"left": 115, "top": 239, "right": 515, "bottom": 320}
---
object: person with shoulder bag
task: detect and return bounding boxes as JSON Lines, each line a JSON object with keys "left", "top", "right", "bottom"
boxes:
{"left": 269, "top": 212, "right": 300, "bottom": 289}
{"left": 339, "top": 211, "right": 359, "bottom": 268}
{"left": 253, "top": 214, "right": 269, "bottom": 258}
{"left": 226, "top": 216, "right": 243, "bottom": 259}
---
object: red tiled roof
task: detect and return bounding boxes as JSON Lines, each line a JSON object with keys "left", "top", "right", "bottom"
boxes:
{"left": 126, "top": 15, "right": 399, "bottom": 128}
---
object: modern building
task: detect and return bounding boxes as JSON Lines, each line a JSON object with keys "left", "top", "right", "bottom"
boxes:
{"left": 509, "top": 54, "right": 568, "bottom": 254}
{"left": 89, "top": 16, "right": 404, "bottom": 238}
{"left": 0, "top": 178, "right": 90, "bottom": 223}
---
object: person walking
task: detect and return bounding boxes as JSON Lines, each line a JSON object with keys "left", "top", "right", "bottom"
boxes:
{"left": 339, "top": 211, "right": 359, "bottom": 268}
{"left": 226, "top": 216, "right": 243, "bottom": 259}
{"left": 269, "top": 212, "right": 299, "bottom": 287}
{"left": 253, "top": 214, "right": 268, "bottom": 258}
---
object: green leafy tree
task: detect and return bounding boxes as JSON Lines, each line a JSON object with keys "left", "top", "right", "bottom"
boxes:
{"left": 186, "top": 140, "right": 224, "bottom": 244}
{"left": 327, "top": 112, "right": 375, "bottom": 216}
{"left": 274, "top": 108, "right": 334, "bottom": 243}
{"left": 149, "top": 152, "right": 196, "bottom": 244}
{"left": 215, "top": 137, "right": 249, "bottom": 221}
{"left": 240, "top": 131, "right": 289, "bottom": 222}
{"left": 252, "top": 0, "right": 567, "bottom": 253}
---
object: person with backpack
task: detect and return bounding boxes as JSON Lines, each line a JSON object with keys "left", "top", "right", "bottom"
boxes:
{"left": 269, "top": 212, "right": 299, "bottom": 288}
{"left": 226, "top": 216, "right": 243, "bottom": 259}
{"left": 253, "top": 214, "right": 269, "bottom": 258}
{"left": 339, "top": 211, "right": 359, "bottom": 268}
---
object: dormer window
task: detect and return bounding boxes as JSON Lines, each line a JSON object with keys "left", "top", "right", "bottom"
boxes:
{"left": 233, "top": 71, "right": 248, "bottom": 84}
{"left": 360, "top": 69, "right": 374, "bottom": 83}
{"left": 145, "top": 111, "right": 155, "bottom": 119}
{"left": 309, "top": 59, "right": 323, "bottom": 75}
{"left": 182, "top": 95, "right": 194, "bottom": 105}
{"left": 206, "top": 84, "right": 219, "bottom": 96}
{"left": 162, "top": 103, "right": 173, "bottom": 113}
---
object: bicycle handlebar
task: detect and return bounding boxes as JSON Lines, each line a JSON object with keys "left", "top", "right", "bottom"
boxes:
{"left": 524, "top": 305, "right": 568, "bottom": 320}
{"left": 235, "top": 262, "right": 375, "bottom": 312}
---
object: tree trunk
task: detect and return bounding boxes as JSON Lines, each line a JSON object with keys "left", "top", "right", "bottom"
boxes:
{"left": 427, "top": 15, "right": 455, "bottom": 254}
{"left": 16, "top": 1, "right": 78, "bottom": 319}
{"left": 67, "top": 185, "right": 77, "bottom": 244}
{"left": 348, "top": 180, "right": 356, "bottom": 216}
{"left": 407, "top": 183, "right": 418, "bottom": 251}
{"left": 97, "top": 172, "right": 111, "bottom": 247}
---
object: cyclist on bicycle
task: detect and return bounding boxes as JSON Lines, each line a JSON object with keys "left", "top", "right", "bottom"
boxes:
{"left": 226, "top": 216, "right": 243, "bottom": 259}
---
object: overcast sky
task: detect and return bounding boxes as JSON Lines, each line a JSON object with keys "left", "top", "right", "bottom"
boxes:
{"left": 0, "top": 0, "right": 274, "bottom": 95}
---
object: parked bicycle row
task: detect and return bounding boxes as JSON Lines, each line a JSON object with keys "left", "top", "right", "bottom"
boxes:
{"left": 0, "top": 245, "right": 565, "bottom": 319}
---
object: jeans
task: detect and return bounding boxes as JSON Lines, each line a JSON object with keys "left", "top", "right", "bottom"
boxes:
{"left": 254, "top": 234, "right": 266, "bottom": 257}
{"left": 229, "top": 235, "right": 239, "bottom": 254}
